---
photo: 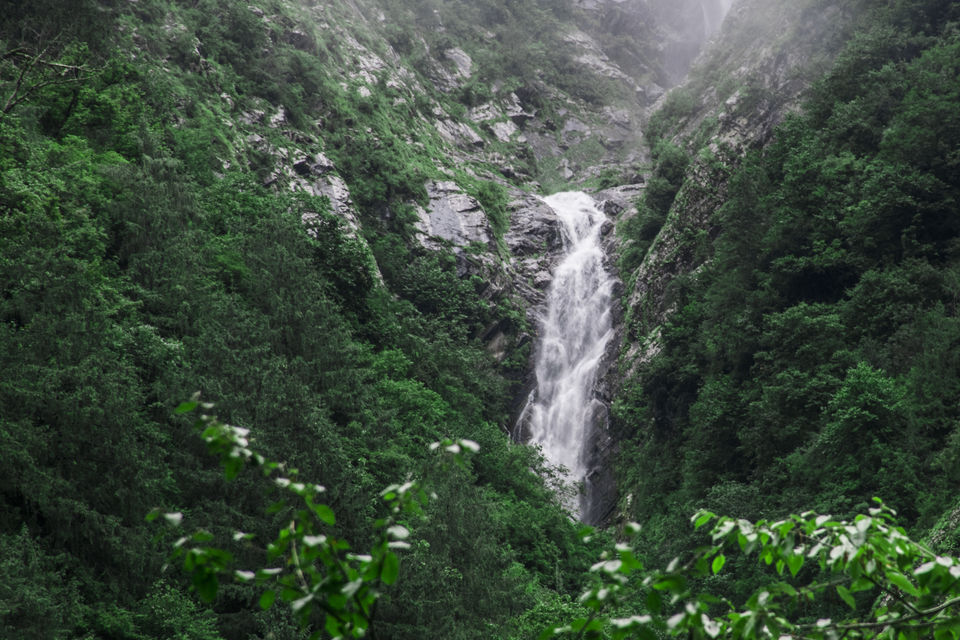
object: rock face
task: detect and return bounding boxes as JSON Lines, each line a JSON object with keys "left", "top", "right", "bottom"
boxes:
{"left": 416, "top": 181, "right": 491, "bottom": 250}
{"left": 435, "top": 119, "right": 485, "bottom": 148}
{"left": 620, "top": 0, "right": 867, "bottom": 382}
{"left": 622, "top": 151, "right": 730, "bottom": 365}
{"left": 576, "top": 184, "right": 643, "bottom": 525}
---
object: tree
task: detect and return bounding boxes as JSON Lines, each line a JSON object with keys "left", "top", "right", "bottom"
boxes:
{"left": 1, "top": 35, "right": 89, "bottom": 117}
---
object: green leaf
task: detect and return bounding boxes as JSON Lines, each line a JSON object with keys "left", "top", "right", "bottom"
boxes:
{"left": 381, "top": 551, "right": 400, "bottom": 585}
{"left": 850, "top": 577, "right": 874, "bottom": 592}
{"left": 538, "top": 627, "right": 560, "bottom": 640}
{"left": 224, "top": 458, "right": 243, "bottom": 480}
{"left": 934, "top": 626, "right": 958, "bottom": 640}
{"left": 259, "top": 589, "right": 276, "bottom": 610}
{"left": 193, "top": 570, "right": 218, "bottom": 603}
{"left": 712, "top": 554, "right": 726, "bottom": 575}
{"left": 885, "top": 571, "right": 920, "bottom": 597}
{"left": 647, "top": 588, "right": 663, "bottom": 614}
{"left": 325, "top": 613, "right": 343, "bottom": 638}
{"left": 787, "top": 554, "right": 803, "bottom": 577}
{"left": 635, "top": 626, "right": 659, "bottom": 640}
{"left": 313, "top": 503, "right": 336, "bottom": 526}
{"left": 174, "top": 401, "right": 198, "bottom": 415}
{"left": 653, "top": 575, "right": 686, "bottom": 592}
{"left": 694, "top": 512, "right": 714, "bottom": 530}
{"left": 837, "top": 584, "right": 856, "bottom": 610}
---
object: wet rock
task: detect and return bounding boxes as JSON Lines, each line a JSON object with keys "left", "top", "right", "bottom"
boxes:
{"left": 311, "top": 173, "right": 362, "bottom": 232}
{"left": 638, "top": 83, "right": 666, "bottom": 103}
{"left": 268, "top": 107, "right": 287, "bottom": 128}
{"left": 505, "top": 93, "right": 536, "bottom": 125}
{"left": 469, "top": 103, "right": 501, "bottom": 123}
{"left": 533, "top": 270, "right": 552, "bottom": 289}
{"left": 292, "top": 152, "right": 336, "bottom": 178}
{"left": 239, "top": 110, "right": 265, "bottom": 126}
{"left": 504, "top": 193, "right": 562, "bottom": 258}
{"left": 564, "top": 28, "right": 635, "bottom": 84}
{"left": 594, "top": 183, "right": 645, "bottom": 217}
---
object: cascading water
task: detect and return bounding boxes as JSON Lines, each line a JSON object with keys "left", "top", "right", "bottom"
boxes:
{"left": 701, "top": 0, "right": 734, "bottom": 38}
{"left": 520, "top": 191, "right": 615, "bottom": 517}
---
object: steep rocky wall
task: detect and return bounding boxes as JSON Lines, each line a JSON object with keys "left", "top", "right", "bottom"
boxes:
{"left": 619, "top": 0, "right": 872, "bottom": 379}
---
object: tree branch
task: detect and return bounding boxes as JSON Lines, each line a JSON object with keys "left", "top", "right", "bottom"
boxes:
{"left": 863, "top": 572, "right": 921, "bottom": 615}
{"left": 288, "top": 521, "right": 310, "bottom": 592}
{"left": 796, "top": 596, "right": 960, "bottom": 633}
{"left": 1, "top": 38, "right": 87, "bottom": 117}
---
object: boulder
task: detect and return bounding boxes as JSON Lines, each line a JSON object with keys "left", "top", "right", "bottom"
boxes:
{"left": 415, "top": 180, "right": 492, "bottom": 249}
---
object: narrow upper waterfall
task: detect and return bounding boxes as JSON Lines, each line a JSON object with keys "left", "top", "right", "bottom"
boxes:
{"left": 701, "top": 0, "right": 734, "bottom": 37}
{"left": 522, "top": 191, "right": 615, "bottom": 517}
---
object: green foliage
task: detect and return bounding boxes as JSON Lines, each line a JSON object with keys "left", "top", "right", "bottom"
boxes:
{"left": 545, "top": 501, "right": 960, "bottom": 640}
{"left": 614, "top": 0, "right": 960, "bottom": 580}
{"left": 465, "top": 178, "right": 511, "bottom": 247}
{"left": 644, "top": 87, "right": 697, "bottom": 145}
{"left": 0, "top": 527, "right": 83, "bottom": 639}
{"left": 137, "top": 581, "right": 223, "bottom": 640}
{"left": 618, "top": 141, "right": 690, "bottom": 274}
{"left": 0, "top": 3, "right": 596, "bottom": 636}
{"left": 152, "top": 400, "right": 464, "bottom": 639}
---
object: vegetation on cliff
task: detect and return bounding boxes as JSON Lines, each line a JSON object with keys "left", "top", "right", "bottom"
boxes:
{"left": 0, "top": 0, "right": 610, "bottom": 637}
{"left": 615, "top": 0, "right": 960, "bottom": 584}
{"left": 3, "top": 0, "right": 960, "bottom": 637}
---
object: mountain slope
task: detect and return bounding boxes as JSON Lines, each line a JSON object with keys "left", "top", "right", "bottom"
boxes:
{"left": 614, "top": 0, "right": 960, "bottom": 574}
{"left": 4, "top": 0, "right": 960, "bottom": 637}
{"left": 0, "top": 0, "right": 654, "bottom": 637}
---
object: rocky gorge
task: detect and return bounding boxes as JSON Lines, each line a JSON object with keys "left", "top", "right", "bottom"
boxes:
{"left": 222, "top": 0, "right": 753, "bottom": 524}
{"left": 4, "top": 0, "right": 960, "bottom": 636}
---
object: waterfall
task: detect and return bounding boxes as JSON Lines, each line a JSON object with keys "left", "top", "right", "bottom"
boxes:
{"left": 701, "top": 0, "right": 734, "bottom": 38}
{"left": 520, "top": 191, "right": 615, "bottom": 517}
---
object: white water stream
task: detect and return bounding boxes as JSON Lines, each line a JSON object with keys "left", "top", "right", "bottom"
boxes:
{"left": 701, "top": 0, "right": 734, "bottom": 38}
{"left": 521, "top": 191, "right": 615, "bottom": 516}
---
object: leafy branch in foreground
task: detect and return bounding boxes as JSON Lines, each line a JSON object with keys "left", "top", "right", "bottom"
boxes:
{"left": 147, "top": 396, "right": 479, "bottom": 640}
{"left": 545, "top": 500, "right": 960, "bottom": 640}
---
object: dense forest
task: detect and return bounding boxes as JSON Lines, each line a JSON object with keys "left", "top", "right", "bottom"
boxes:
{"left": 2, "top": 0, "right": 960, "bottom": 638}
{"left": 615, "top": 0, "right": 960, "bottom": 579}
{"left": 0, "top": 0, "right": 607, "bottom": 637}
